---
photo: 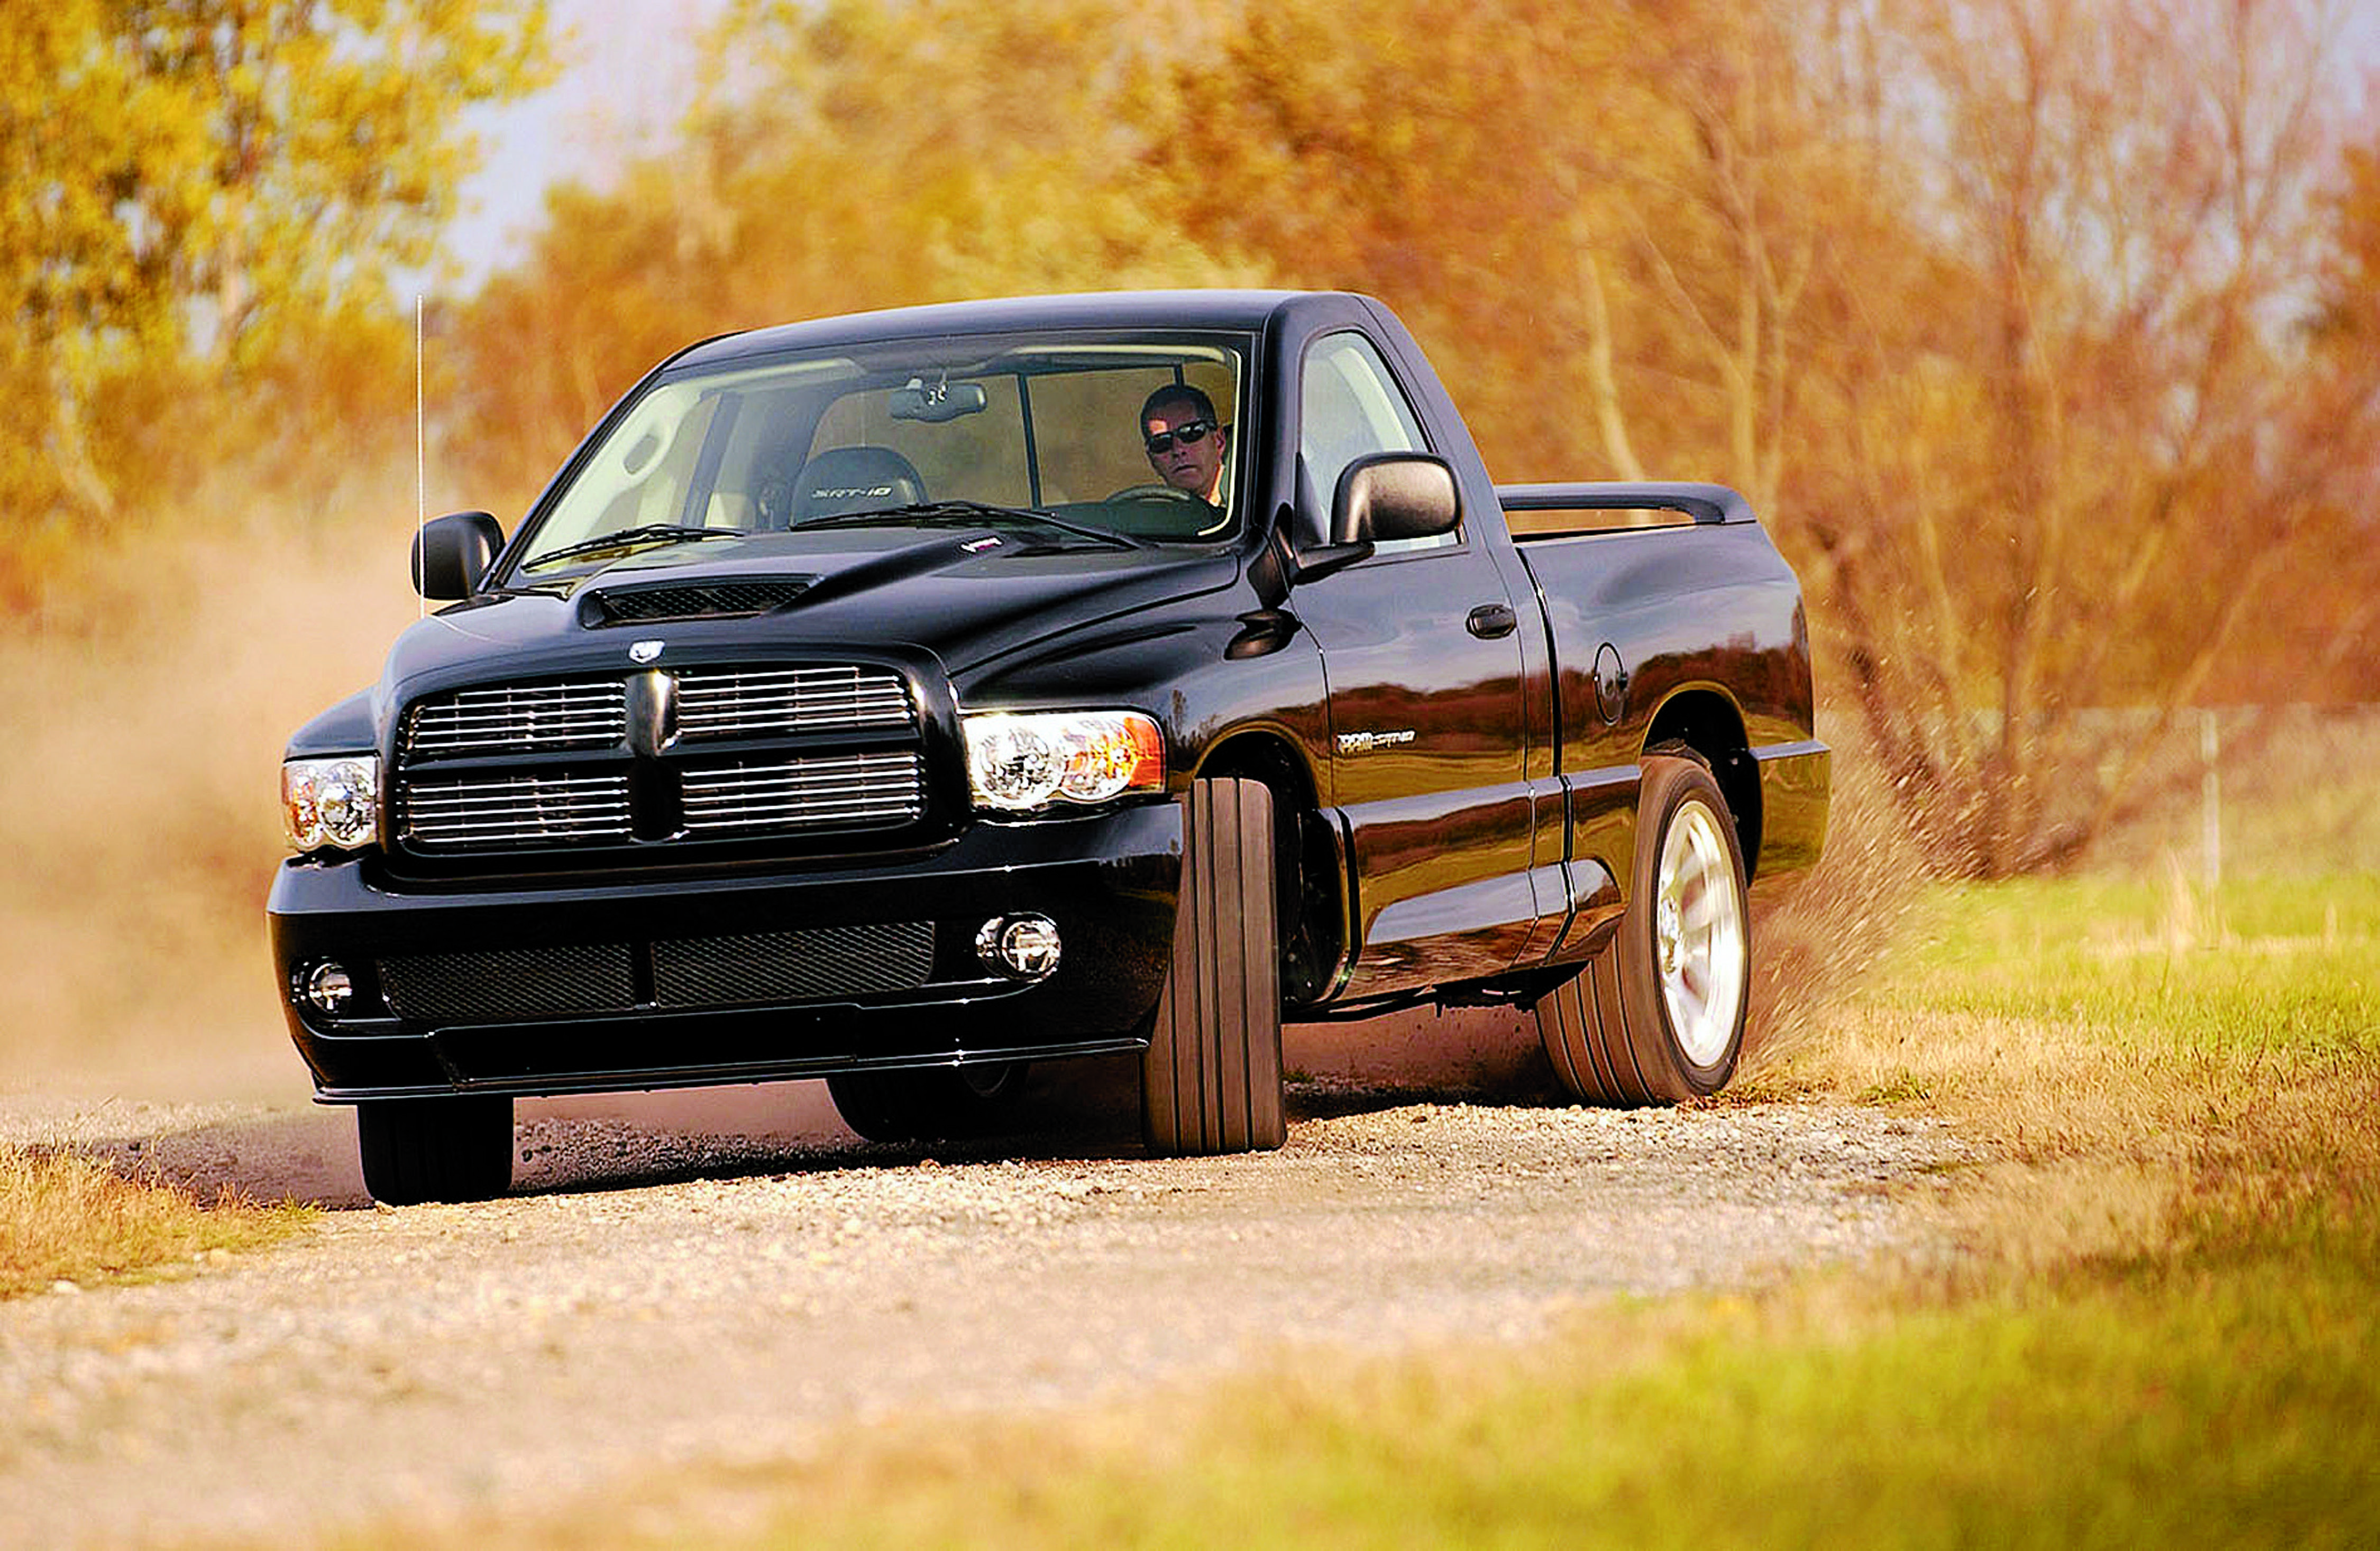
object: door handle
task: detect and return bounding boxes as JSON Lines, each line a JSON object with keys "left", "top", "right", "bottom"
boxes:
{"left": 1466, "top": 602, "right": 1517, "bottom": 639}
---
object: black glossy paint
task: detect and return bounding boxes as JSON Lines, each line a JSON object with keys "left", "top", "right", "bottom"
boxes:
{"left": 268, "top": 290, "right": 1829, "bottom": 1104}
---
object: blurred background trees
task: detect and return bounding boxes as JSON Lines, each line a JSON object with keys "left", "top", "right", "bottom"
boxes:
{"left": 10, "top": 0, "right": 2379, "bottom": 878}
{"left": 0, "top": 0, "right": 549, "bottom": 606}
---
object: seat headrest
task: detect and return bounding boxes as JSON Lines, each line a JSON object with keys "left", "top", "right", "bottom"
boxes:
{"left": 791, "top": 446, "right": 927, "bottom": 521}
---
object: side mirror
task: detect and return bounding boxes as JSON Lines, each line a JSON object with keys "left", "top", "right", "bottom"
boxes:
{"left": 1331, "top": 453, "right": 1460, "bottom": 546}
{"left": 411, "top": 511, "right": 505, "bottom": 601}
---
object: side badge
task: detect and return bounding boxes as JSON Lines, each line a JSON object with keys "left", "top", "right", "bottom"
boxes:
{"left": 629, "top": 639, "right": 665, "bottom": 665}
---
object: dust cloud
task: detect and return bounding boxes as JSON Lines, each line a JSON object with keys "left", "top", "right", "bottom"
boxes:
{"left": 0, "top": 510, "right": 425, "bottom": 1100}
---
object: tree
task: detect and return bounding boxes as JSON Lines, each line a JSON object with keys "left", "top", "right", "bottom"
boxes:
{"left": 446, "top": 0, "right": 2380, "bottom": 876}
{"left": 1155, "top": 0, "right": 2378, "bottom": 873}
{"left": 1792, "top": 0, "right": 2380, "bottom": 872}
{"left": 1, "top": 0, "right": 549, "bottom": 602}
{"left": 448, "top": 0, "right": 1260, "bottom": 508}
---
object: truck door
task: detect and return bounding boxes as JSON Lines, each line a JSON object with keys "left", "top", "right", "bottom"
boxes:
{"left": 1290, "top": 329, "right": 1535, "bottom": 996}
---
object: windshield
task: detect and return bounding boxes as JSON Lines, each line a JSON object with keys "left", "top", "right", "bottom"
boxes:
{"left": 510, "top": 330, "right": 1252, "bottom": 574}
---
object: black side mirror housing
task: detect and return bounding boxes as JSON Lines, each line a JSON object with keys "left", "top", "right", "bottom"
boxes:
{"left": 1330, "top": 453, "right": 1460, "bottom": 546}
{"left": 411, "top": 511, "right": 505, "bottom": 601}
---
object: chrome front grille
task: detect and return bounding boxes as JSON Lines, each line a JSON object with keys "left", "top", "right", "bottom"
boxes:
{"left": 401, "top": 772, "right": 633, "bottom": 848}
{"left": 676, "top": 665, "right": 914, "bottom": 738}
{"left": 404, "top": 678, "right": 625, "bottom": 758}
{"left": 391, "top": 661, "right": 932, "bottom": 857}
{"left": 680, "top": 753, "right": 924, "bottom": 835}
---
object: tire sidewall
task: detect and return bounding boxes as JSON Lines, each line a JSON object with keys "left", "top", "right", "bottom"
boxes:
{"left": 1628, "top": 755, "right": 1750, "bottom": 1094}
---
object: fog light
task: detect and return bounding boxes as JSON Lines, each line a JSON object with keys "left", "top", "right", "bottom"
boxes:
{"left": 304, "top": 962, "right": 354, "bottom": 1015}
{"left": 976, "top": 914, "right": 1061, "bottom": 980}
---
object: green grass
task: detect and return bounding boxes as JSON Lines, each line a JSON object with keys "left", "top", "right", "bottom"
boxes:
{"left": 324, "top": 875, "right": 2380, "bottom": 1549}
{"left": 800, "top": 1236, "right": 2377, "bottom": 1551}
{"left": 1878, "top": 874, "right": 2380, "bottom": 1058}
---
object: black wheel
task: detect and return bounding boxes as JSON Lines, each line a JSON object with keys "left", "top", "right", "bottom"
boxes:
{"left": 1535, "top": 751, "right": 1750, "bottom": 1104}
{"left": 356, "top": 1096, "right": 514, "bottom": 1205}
{"left": 826, "top": 1063, "right": 1030, "bottom": 1144}
{"left": 1142, "top": 777, "right": 1285, "bottom": 1155}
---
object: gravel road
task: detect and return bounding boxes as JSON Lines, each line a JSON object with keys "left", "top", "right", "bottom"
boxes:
{"left": 0, "top": 1027, "right": 1971, "bottom": 1549}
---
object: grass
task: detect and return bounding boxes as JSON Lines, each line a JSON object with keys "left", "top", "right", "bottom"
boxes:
{"left": 306, "top": 871, "right": 2380, "bottom": 1549}
{"left": 0, "top": 1142, "right": 313, "bottom": 1299}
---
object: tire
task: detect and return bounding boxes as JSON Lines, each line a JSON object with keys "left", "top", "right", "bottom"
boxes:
{"left": 1142, "top": 777, "right": 1285, "bottom": 1155}
{"left": 826, "top": 1063, "right": 1030, "bottom": 1144}
{"left": 1535, "top": 751, "right": 1750, "bottom": 1105}
{"left": 356, "top": 1096, "right": 514, "bottom": 1205}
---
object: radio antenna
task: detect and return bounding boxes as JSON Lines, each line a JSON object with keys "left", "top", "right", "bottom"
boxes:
{"left": 416, "top": 292, "right": 427, "bottom": 618}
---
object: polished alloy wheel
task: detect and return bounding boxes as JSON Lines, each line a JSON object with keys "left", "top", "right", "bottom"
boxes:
{"left": 1655, "top": 796, "right": 1747, "bottom": 1068}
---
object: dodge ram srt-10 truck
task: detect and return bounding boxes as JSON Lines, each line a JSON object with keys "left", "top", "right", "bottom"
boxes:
{"left": 269, "top": 290, "right": 1830, "bottom": 1204}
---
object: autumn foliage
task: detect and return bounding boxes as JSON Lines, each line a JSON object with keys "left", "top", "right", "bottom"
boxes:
{"left": 0, "top": 0, "right": 548, "bottom": 605}
{"left": 12, "top": 0, "right": 2380, "bottom": 876}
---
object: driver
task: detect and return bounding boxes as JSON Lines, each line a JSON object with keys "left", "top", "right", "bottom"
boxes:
{"left": 1140, "top": 384, "right": 1229, "bottom": 506}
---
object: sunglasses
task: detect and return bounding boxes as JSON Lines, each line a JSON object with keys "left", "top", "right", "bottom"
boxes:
{"left": 1145, "top": 419, "right": 1218, "bottom": 456}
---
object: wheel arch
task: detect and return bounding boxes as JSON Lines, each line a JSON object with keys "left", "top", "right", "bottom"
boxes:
{"left": 1642, "top": 687, "right": 1761, "bottom": 877}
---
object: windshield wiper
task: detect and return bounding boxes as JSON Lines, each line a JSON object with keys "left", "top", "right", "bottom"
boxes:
{"left": 787, "top": 501, "right": 1147, "bottom": 550}
{"left": 523, "top": 524, "right": 744, "bottom": 570}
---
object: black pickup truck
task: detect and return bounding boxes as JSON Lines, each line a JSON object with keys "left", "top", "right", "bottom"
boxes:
{"left": 269, "top": 290, "right": 1829, "bottom": 1204}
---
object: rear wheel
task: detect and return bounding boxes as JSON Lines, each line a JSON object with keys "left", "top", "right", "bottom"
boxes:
{"left": 826, "top": 1063, "right": 1030, "bottom": 1144}
{"left": 1141, "top": 777, "right": 1285, "bottom": 1155}
{"left": 356, "top": 1096, "right": 514, "bottom": 1205}
{"left": 1535, "top": 752, "right": 1750, "bottom": 1104}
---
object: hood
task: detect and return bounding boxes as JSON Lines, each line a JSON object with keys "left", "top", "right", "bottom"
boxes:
{"left": 377, "top": 526, "right": 1241, "bottom": 698}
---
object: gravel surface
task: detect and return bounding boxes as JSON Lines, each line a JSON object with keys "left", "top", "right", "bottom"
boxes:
{"left": 0, "top": 1055, "right": 1973, "bottom": 1549}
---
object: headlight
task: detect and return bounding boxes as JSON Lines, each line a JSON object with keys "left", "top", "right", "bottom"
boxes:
{"left": 282, "top": 756, "right": 381, "bottom": 852}
{"left": 963, "top": 711, "right": 1165, "bottom": 813}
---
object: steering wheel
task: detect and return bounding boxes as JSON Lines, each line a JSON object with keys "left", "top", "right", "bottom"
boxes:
{"left": 1103, "top": 482, "right": 1229, "bottom": 539}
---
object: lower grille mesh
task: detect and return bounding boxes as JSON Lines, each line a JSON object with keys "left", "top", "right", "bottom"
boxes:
{"left": 377, "top": 923, "right": 937, "bottom": 1023}
{"left": 379, "top": 944, "right": 636, "bottom": 1022}
{"left": 653, "top": 923, "right": 936, "bottom": 1007}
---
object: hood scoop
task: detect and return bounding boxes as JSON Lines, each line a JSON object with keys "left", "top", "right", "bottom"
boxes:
{"left": 579, "top": 576, "right": 816, "bottom": 627}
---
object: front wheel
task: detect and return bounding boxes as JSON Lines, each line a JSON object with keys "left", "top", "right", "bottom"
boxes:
{"left": 356, "top": 1096, "right": 514, "bottom": 1205}
{"left": 1535, "top": 752, "right": 1750, "bottom": 1104}
{"left": 1141, "top": 777, "right": 1285, "bottom": 1155}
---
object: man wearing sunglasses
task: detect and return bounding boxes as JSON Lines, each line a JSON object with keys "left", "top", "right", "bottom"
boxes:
{"left": 1139, "top": 384, "right": 1230, "bottom": 506}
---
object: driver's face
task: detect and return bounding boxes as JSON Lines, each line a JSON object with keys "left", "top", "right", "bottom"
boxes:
{"left": 1143, "top": 402, "right": 1226, "bottom": 501}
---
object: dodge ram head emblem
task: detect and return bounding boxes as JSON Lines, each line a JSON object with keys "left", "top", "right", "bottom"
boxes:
{"left": 628, "top": 639, "right": 665, "bottom": 664}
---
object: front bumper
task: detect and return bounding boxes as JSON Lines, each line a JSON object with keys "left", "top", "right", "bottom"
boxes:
{"left": 268, "top": 802, "right": 1182, "bottom": 1102}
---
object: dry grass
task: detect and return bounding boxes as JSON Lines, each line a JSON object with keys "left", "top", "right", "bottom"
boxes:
{"left": 1749, "top": 869, "right": 2380, "bottom": 1283}
{"left": 0, "top": 1142, "right": 311, "bottom": 1299}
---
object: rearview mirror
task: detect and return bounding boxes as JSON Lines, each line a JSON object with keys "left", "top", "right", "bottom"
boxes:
{"left": 411, "top": 510, "right": 505, "bottom": 601}
{"left": 1331, "top": 454, "right": 1460, "bottom": 546}
{"left": 887, "top": 377, "right": 988, "bottom": 423}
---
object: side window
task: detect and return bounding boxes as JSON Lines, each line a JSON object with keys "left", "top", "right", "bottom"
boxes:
{"left": 1299, "top": 332, "right": 1451, "bottom": 554}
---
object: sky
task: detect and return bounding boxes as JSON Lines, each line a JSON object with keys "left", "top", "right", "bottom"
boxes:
{"left": 442, "top": 0, "right": 733, "bottom": 290}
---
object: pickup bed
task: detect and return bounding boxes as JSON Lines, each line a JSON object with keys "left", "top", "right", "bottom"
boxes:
{"left": 268, "top": 290, "right": 1828, "bottom": 1204}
